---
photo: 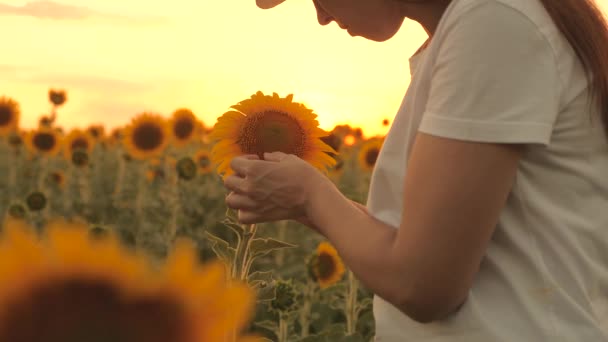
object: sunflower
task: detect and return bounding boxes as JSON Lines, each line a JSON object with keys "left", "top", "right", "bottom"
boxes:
{"left": 63, "top": 129, "right": 95, "bottom": 159}
{"left": 170, "top": 109, "right": 201, "bottom": 147}
{"left": 123, "top": 113, "right": 170, "bottom": 160}
{"left": 0, "top": 96, "right": 20, "bottom": 136}
{"left": 358, "top": 138, "right": 384, "bottom": 172}
{"left": 328, "top": 154, "right": 345, "bottom": 181}
{"left": 108, "top": 127, "right": 124, "bottom": 144}
{"left": 86, "top": 124, "right": 106, "bottom": 140}
{"left": 209, "top": 91, "right": 337, "bottom": 179}
{"left": 0, "top": 220, "right": 259, "bottom": 342}
{"left": 48, "top": 171, "right": 66, "bottom": 188}
{"left": 24, "top": 127, "right": 62, "bottom": 156}
{"left": 194, "top": 149, "right": 213, "bottom": 174}
{"left": 309, "top": 241, "right": 345, "bottom": 289}
{"left": 49, "top": 89, "right": 67, "bottom": 106}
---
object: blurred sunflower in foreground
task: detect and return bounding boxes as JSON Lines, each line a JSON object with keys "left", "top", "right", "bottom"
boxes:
{"left": 309, "top": 241, "right": 345, "bottom": 289}
{"left": 0, "top": 96, "right": 20, "bottom": 136}
{"left": 209, "top": 91, "right": 337, "bottom": 179}
{"left": 0, "top": 219, "right": 260, "bottom": 342}
{"left": 24, "top": 127, "right": 62, "bottom": 157}
{"left": 123, "top": 113, "right": 170, "bottom": 160}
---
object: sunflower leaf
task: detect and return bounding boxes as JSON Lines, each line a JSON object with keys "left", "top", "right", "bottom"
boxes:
{"left": 221, "top": 216, "right": 246, "bottom": 237}
{"left": 249, "top": 238, "right": 297, "bottom": 259}
{"left": 256, "top": 282, "right": 277, "bottom": 302}
{"left": 254, "top": 320, "right": 278, "bottom": 334}
{"left": 203, "top": 231, "right": 235, "bottom": 264}
{"left": 248, "top": 270, "right": 274, "bottom": 288}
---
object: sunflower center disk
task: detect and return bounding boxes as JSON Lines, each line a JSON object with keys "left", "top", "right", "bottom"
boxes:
{"left": 0, "top": 107, "right": 11, "bottom": 126}
{"left": 316, "top": 253, "right": 336, "bottom": 281}
{"left": 239, "top": 110, "right": 305, "bottom": 158}
{"left": 198, "top": 156, "right": 210, "bottom": 168}
{"left": 365, "top": 149, "right": 379, "bottom": 167}
{"left": 133, "top": 124, "right": 164, "bottom": 151}
{"left": 71, "top": 138, "right": 89, "bottom": 151}
{"left": 34, "top": 133, "right": 56, "bottom": 151}
{"left": 0, "top": 278, "right": 187, "bottom": 342}
{"left": 173, "top": 119, "right": 194, "bottom": 140}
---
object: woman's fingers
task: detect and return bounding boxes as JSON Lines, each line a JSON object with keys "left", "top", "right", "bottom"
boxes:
{"left": 226, "top": 192, "right": 259, "bottom": 211}
{"left": 223, "top": 174, "right": 249, "bottom": 194}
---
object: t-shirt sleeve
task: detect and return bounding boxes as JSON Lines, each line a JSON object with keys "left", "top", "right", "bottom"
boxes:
{"left": 418, "top": 2, "right": 562, "bottom": 146}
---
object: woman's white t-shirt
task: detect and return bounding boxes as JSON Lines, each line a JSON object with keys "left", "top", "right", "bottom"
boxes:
{"left": 366, "top": 0, "right": 608, "bottom": 340}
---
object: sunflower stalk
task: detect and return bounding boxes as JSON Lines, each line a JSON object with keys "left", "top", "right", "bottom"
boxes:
{"left": 134, "top": 163, "right": 147, "bottom": 244}
{"left": 112, "top": 149, "right": 127, "bottom": 198}
{"left": 36, "top": 156, "right": 48, "bottom": 190}
{"left": 167, "top": 168, "right": 180, "bottom": 242}
{"left": 273, "top": 220, "right": 288, "bottom": 265}
{"left": 298, "top": 280, "right": 316, "bottom": 338}
{"left": 75, "top": 167, "right": 92, "bottom": 219}
{"left": 6, "top": 147, "right": 18, "bottom": 199}
{"left": 62, "top": 166, "right": 74, "bottom": 217}
{"left": 232, "top": 223, "right": 258, "bottom": 281}
{"left": 278, "top": 314, "right": 289, "bottom": 342}
{"left": 345, "top": 269, "right": 359, "bottom": 335}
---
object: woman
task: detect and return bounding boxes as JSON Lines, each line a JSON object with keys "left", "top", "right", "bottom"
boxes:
{"left": 223, "top": 0, "right": 608, "bottom": 340}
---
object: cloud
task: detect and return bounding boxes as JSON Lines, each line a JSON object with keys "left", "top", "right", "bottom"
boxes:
{"left": 0, "top": 1, "right": 165, "bottom": 25}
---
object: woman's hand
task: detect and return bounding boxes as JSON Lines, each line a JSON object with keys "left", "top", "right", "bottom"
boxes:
{"left": 223, "top": 151, "right": 329, "bottom": 225}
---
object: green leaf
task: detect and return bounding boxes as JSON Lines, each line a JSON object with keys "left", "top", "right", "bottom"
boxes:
{"left": 254, "top": 319, "right": 278, "bottom": 334}
{"left": 250, "top": 237, "right": 297, "bottom": 259}
{"left": 203, "top": 231, "right": 235, "bottom": 264}
{"left": 357, "top": 297, "right": 373, "bottom": 312}
{"left": 221, "top": 217, "right": 246, "bottom": 237}
{"left": 256, "top": 282, "right": 277, "bottom": 302}
{"left": 248, "top": 271, "right": 274, "bottom": 289}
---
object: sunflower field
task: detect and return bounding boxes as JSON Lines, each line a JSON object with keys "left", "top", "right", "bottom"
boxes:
{"left": 0, "top": 90, "right": 387, "bottom": 342}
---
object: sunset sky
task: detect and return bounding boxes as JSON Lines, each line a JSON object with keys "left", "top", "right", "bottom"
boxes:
{"left": 1, "top": 0, "right": 607, "bottom": 137}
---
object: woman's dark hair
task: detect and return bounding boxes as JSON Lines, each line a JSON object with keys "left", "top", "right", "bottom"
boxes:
{"left": 538, "top": 0, "right": 608, "bottom": 140}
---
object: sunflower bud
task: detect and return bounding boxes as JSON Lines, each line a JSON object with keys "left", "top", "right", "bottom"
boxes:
{"left": 48, "top": 171, "right": 65, "bottom": 187}
{"left": 26, "top": 192, "right": 47, "bottom": 212}
{"left": 176, "top": 157, "right": 196, "bottom": 181}
{"left": 7, "top": 133, "right": 22, "bottom": 147}
{"left": 7, "top": 203, "right": 26, "bottom": 219}
{"left": 71, "top": 150, "right": 89, "bottom": 168}
{"left": 271, "top": 280, "right": 299, "bottom": 313}
{"left": 49, "top": 89, "right": 67, "bottom": 106}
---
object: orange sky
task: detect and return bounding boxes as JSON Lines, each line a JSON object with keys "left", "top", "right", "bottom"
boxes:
{"left": 1, "top": 0, "right": 607, "bottom": 138}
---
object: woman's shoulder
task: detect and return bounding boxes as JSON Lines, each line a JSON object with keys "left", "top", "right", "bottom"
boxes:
{"left": 445, "top": 0, "right": 558, "bottom": 39}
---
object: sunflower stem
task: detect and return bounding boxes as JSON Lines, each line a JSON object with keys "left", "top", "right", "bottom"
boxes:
{"left": 167, "top": 169, "right": 180, "bottom": 242}
{"left": 76, "top": 166, "right": 92, "bottom": 220}
{"left": 232, "top": 223, "right": 257, "bottom": 281}
{"left": 274, "top": 220, "right": 288, "bottom": 266}
{"left": 345, "top": 269, "right": 359, "bottom": 335}
{"left": 112, "top": 149, "right": 126, "bottom": 198}
{"left": 62, "top": 165, "right": 73, "bottom": 217}
{"left": 134, "top": 162, "right": 147, "bottom": 247}
{"left": 298, "top": 280, "right": 314, "bottom": 338}
{"left": 7, "top": 147, "right": 17, "bottom": 199}
{"left": 278, "top": 313, "right": 289, "bottom": 342}
{"left": 36, "top": 156, "right": 48, "bottom": 190}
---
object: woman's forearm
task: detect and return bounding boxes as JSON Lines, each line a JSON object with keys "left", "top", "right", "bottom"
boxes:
{"left": 303, "top": 177, "right": 407, "bottom": 307}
